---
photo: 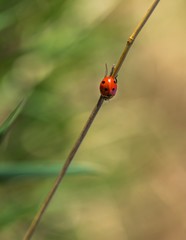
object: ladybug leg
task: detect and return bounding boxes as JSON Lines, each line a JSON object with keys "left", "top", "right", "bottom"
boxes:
{"left": 109, "top": 64, "right": 115, "bottom": 76}
{"left": 105, "top": 63, "right": 108, "bottom": 77}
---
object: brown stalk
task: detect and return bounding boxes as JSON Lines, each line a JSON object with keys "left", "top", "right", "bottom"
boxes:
{"left": 23, "top": 0, "right": 160, "bottom": 239}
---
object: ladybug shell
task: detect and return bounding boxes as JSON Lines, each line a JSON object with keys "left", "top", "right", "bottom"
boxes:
{"left": 100, "top": 76, "right": 117, "bottom": 99}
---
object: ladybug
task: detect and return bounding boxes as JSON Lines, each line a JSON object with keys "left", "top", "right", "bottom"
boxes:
{"left": 100, "top": 76, "right": 117, "bottom": 99}
{"left": 100, "top": 64, "right": 118, "bottom": 100}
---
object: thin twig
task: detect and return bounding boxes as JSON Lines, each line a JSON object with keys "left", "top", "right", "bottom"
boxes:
{"left": 112, "top": 0, "right": 160, "bottom": 78}
{"left": 23, "top": 96, "right": 104, "bottom": 240}
{"left": 23, "top": 0, "right": 160, "bottom": 239}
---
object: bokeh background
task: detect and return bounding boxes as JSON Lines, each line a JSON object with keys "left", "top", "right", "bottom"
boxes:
{"left": 1, "top": 0, "right": 186, "bottom": 239}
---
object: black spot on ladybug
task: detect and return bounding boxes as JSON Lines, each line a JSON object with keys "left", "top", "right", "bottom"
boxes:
{"left": 112, "top": 88, "right": 115, "bottom": 91}
{"left": 104, "top": 88, "right": 108, "bottom": 91}
{"left": 102, "top": 81, "right": 105, "bottom": 84}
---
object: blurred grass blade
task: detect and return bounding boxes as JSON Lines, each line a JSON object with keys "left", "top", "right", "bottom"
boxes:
{"left": 0, "top": 99, "right": 25, "bottom": 142}
{"left": 0, "top": 164, "right": 99, "bottom": 180}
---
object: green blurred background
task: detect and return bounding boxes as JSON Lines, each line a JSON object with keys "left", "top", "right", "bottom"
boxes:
{"left": 1, "top": 0, "right": 186, "bottom": 239}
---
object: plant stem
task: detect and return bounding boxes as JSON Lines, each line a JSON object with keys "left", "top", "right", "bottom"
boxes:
{"left": 23, "top": 96, "right": 104, "bottom": 240}
{"left": 112, "top": 0, "right": 160, "bottom": 78}
{"left": 23, "top": 0, "right": 160, "bottom": 239}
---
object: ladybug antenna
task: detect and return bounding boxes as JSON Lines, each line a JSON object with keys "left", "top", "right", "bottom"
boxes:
{"left": 110, "top": 64, "right": 115, "bottom": 76}
{"left": 105, "top": 63, "right": 108, "bottom": 77}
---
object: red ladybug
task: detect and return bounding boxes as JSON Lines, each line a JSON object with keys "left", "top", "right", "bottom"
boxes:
{"left": 100, "top": 76, "right": 117, "bottom": 99}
